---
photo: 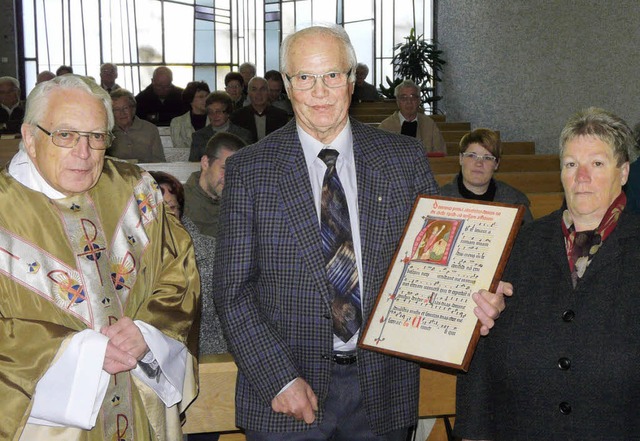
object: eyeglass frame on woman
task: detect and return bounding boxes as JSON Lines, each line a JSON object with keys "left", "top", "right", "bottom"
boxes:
{"left": 285, "top": 69, "right": 352, "bottom": 90}
{"left": 461, "top": 151, "right": 497, "bottom": 163}
{"left": 36, "top": 124, "right": 114, "bottom": 150}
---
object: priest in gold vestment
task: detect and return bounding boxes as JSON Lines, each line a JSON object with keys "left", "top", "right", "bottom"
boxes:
{"left": 0, "top": 75, "right": 200, "bottom": 440}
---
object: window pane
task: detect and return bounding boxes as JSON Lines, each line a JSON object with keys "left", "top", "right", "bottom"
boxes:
{"left": 265, "top": 21, "right": 280, "bottom": 71}
{"left": 39, "top": 1, "right": 65, "bottom": 68}
{"left": 194, "top": 66, "right": 215, "bottom": 89}
{"left": 216, "top": 23, "right": 232, "bottom": 64}
{"left": 171, "top": 66, "right": 193, "bottom": 89}
{"left": 135, "top": 0, "right": 163, "bottom": 64}
{"left": 24, "top": 60, "right": 37, "bottom": 93}
{"left": 346, "top": 21, "right": 374, "bottom": 70}
{"left": 195, "top": 19, "right": 215, "bottom": 63}
{"left": 344, "top": 0, "right": 373, "bottom": 22}
{"left": 312, "top": 0, "right": 336, "bottom": 24}
{"left": 22, "top": 0, "right": 36, "bottom": 59}
{"left": 165, "top": 3, "right": 194, "bottom": 63}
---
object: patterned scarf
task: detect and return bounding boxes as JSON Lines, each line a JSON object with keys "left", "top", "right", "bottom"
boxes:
{"left": 562, "top": 192, "right": 626, "bottom": 288}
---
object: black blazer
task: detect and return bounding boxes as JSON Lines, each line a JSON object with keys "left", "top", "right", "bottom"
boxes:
{"left": 456, "top": 208, "right": 640, "bottom": 440}
{"left": 229, "top": 104, "right": 289, "bottom": 141}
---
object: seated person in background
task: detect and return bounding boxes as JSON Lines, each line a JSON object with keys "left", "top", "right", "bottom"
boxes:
{"left": 55, "top": 65, "right": 73, "bottom": 75}
{"left": 352, "top": 63, "right": 382, "bottom": 102}
{"left": 378, "top": 79, "right": 446, "bottom": 155}
{"left": 99, "top": 62, "right": 121, "bottom": 93}
{"left": 135, "top": 66, "right": 188, "bottom": 126}
{"left": 0, "top": 76, "right": 24, "bottom": 133}
{"left": 189, "top": 91, "right": 253, "bottom": 161}
{"left": 3, "top": 74, "right": 198, "bottom": 440}
{"left": 230, "top": 76, "right": 289, "bottom": 142}
{"left": 170, "top": 81, "right": 211, "bottom": 150}
{"left": 224, "top": 72, "right": 246, "bottom": 111}
{"left": 185, "top": 132, "right": 245, "bottom": 237}
{"left": 239, "top": 61, "right": 256, "bottom": 99}
{"left": 455, "top": 107, "right": 640, "bottom": 440}
{"left": 108, "top": 88, "right": 166, "bottom": 162}
{"left": 440, "top": 128, "right": 533, "bottom": 223}
{"left": 265, "top": 69, "right": 293, "bottom": 115}
{"left": 36, "top": 70, "right": 55, "bottom": 84}
{"left": 150, "top": 171, "right": 228, "bottom": 356}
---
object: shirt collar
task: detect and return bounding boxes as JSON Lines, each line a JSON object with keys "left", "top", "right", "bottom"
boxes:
{"left": 1, "top": 102, "right": 19, "bottom": 114}
{"left": 298, "top": 120, "right": 354, "bottom": 170}
{"left": 7, "top": 148, "right": 68, "bottom": 199}
{"left": 398, "top": 112, "right": 417, "bottom": 124}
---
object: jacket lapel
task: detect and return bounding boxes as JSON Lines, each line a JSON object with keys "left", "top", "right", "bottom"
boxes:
{"left": 275, "top": 125, "right": 333, "bottom": 308}
{"left": 352, "top": 123, "right": 391, "bottom": 317}
{"left": 542, "top": 212, "right": 574, "bottom": 287}
{"left": 578, "top": 211, "right": 635, "bottom": 286}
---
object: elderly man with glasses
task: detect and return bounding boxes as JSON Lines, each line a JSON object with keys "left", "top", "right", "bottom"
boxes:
{"left": 213, "top": 25, "right": 508, "bottom": 441}
{"left": 1, "top": 74, "right": 199, "bottom": 440}
{"left": 0, "top": 76, "right": 25, "bottom": 134}
{"left": 107, "top": 88, "right": 166, "bottom": 163}
{"left": 378, "top": 79, "right": 446, "bottom": 156}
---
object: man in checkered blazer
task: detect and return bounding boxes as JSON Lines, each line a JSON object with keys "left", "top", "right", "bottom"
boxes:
{"left": 213, "top": 25, "right": 506, "bottom": 440}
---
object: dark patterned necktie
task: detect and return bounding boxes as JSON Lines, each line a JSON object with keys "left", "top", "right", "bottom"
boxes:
{"left": 401, "top": 120, "right": 418, "bottom": 137}
{"left": 318, "top": 149, "right": 362, "bottom": 342}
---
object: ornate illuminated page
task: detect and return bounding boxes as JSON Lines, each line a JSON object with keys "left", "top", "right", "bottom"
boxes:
{"left": 360, "top": 196, "right": 523, "bottom": 371}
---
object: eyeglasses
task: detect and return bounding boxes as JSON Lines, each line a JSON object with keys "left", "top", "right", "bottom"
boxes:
{"left": 36, "top": 125, "right": 113, "bottom": 150}
{"left": 207, "top": 109, "right": 228, "bottom": 116}
{"left": 398, "top": 94, "right": 420, "bottom": 102}
{"left": 461, "top": 152, "right": 497, "bottom": 163}
{"left": 113, "top": 105, "right": 133, "bottom": 114}
{"left": 285, "top": 69, "right": 352, "bottom": 90}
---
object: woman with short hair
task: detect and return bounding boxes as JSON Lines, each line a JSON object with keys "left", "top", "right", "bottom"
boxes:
{"left": 440, "top": 128, "right": 533, "bottom": 223}
{"left": 455, "top": 108, "right": 640, "bottom": 440}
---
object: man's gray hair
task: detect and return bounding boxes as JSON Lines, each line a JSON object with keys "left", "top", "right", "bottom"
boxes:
{"left": 394, "top": 79, "right": 420, "bottom": 98}
{"left": 24, "top": 74, "right": 114, "bottom": 131}
{"left": 0, "top": 76, "right": 20, "bottom": 91}
{"left": 559, "top": 107, "right": 636, "bottom": 166}
{"left": 280, "top": 25, "right": 357, "bottom": 83}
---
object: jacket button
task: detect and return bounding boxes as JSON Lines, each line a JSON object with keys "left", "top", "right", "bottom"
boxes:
{"left": 559, "top": 401, "right": 572, "bottom": 414}
{"left": 562, "top": 310, "right": 575, "bottom": 322}
{"left": 558, "top": 357, "right": 571, "bottom": 370}
{"left": 322, "top": 354, "right": 331, "bottom": 360}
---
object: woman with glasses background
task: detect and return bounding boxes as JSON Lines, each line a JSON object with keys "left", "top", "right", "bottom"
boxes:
{"left": 440, "top": 128, "right": 534, "bottom": 223}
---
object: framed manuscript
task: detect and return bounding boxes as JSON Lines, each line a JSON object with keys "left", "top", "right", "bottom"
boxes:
{"left": 359, "top": 196, "right": 524, "bottom": 371}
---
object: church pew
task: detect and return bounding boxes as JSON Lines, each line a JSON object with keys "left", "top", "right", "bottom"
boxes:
{"left": 429, "top": 154, "right": 560, "bottom": 175}
{"left": 138, "top": 161, "right": 199, "bottom": 183}
{"left": 0, "top": 137, "right": 21, "bottom": 166}
{"left": 436, "top": 122, "right": 471, "bottom": 132}
{"left": 435, "top": 171, "right": 563, "bottom": 193}
{"left": 527, "top": 192, "right": 564, "bottom": 218}
{"left": 183, "top": 356, "right": 460, "bottom": 440}
{"left": 443, "top": 130, "right": 502, "bottom": 144}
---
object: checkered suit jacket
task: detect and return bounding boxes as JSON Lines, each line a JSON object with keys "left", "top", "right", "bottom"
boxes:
{"left": 213, "top": 118, "right": 439, "bottom": 434}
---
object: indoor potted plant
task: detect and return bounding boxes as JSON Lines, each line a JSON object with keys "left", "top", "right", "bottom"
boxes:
{"left": 379, "top": 28, "right": 446, "bottom": 113}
